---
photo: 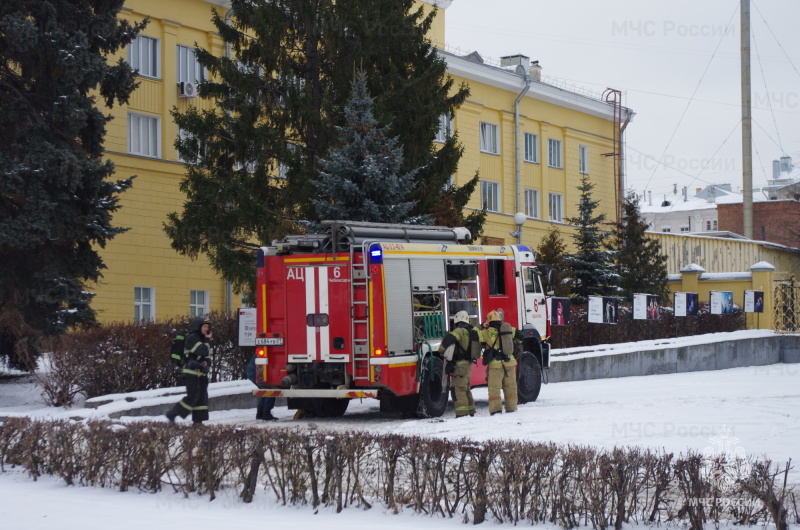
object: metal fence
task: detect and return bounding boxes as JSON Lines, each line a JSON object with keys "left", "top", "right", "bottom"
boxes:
{"left": 773, "top": 276, "right": 800, "bottom": 332}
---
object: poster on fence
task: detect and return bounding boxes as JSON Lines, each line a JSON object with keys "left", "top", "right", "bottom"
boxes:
{"left": 238, "top": 307, "right": 257, "bottom": 346}
{"left": 633, "top": 294, "right": 661, "bottom": 320}
{"left": 744, "top": 290, "right": 764, "bottom": 313}
{"left": 588, "top": 296, "right": 618, "bottom": 324}
{"left": 674, "top": 292, "right": 699, "bottom": 317}
{"left": 549, "top": 297, "right": 571, "bottom": 326}
{"left": 710, "top": 291, "right": 734, "bottom": 315}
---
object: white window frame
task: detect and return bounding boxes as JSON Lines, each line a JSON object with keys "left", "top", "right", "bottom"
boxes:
{"left": 662, "top": 227, "right": 672, "bottom": 233}
{"left": 480, "top": 180, "right": 500, "bottom": 212}
{"left": 190, "top": 290, "right": 209, "bottom": 317}
{"left": 176, "top": 44, "right": 204, "bottom": 85}
{"left": 128, "top": 113, "right": 160, "bottom": 158}
{"left": 706, "top": 220, "right": 712, "bottom": 231}
{"left": 176, "top": 127, "right": 206, "bottom": 165}
{"left": 524, "top": 188, "right": 539, "bottom": 219}
{"left": 434, "top": 114, "right": 452, "bottom": 143}
{"left": 524, "top": 132, "right": 539, "bottom": 163}
{"left": 479, "top": 122, "right": 499, "bottom": 155}
{"left": 128, "top": 35, "right": 160, "bottom": 79}
{"left": 548, "top": 138, "right": 563, "bottom": 169}
{"left": 134, "top": 287, "right": 155, "bottom": 323}
{"left": 579, "top": 144, "right": 589, "bottom": 174}
{"left": 713, "top": 219, "right": 718, "bottom": 230}
{"left": 680, "top": 225, "right": 690, "bottom": 233}
{"left": 548, "top": 192, "right": 563, "bottom": 222}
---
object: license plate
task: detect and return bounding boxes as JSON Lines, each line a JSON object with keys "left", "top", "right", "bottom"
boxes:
{"left": 255, "top": 337, "right": 284, "bottom": 346}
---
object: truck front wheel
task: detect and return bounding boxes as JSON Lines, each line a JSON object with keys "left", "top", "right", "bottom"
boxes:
{"left": 517, "top": 351, "right": 542, "bottom": 404}
{"left": 416, "top": 356, "right": 449, "bottom": 418}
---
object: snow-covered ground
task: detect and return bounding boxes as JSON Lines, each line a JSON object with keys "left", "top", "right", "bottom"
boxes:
{"left": 1, "top": 330, "right": 798, "bottom": 529}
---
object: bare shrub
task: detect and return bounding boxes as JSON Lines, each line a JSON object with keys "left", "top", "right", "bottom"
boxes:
{"left": 0, "top": 420, "right": 794, "bottom": 528}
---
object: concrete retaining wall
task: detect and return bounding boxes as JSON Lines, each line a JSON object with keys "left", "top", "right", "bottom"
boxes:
{"left": 87, "top": 335, "right": 800, "bottom": 418}
{"left": 549, "top": 334, "right": 800, "bottom": 384}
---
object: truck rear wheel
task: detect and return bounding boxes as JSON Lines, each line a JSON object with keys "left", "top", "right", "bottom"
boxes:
{"left": 416, "top": 356, "right": 449, "bottom": 418}
{"left": 517, "top": 351, "right": 542, "bottom": 404}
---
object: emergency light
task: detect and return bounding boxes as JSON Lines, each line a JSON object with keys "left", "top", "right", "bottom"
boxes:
{"left": 368, "top": 245, "right": 383, "bottom": 264}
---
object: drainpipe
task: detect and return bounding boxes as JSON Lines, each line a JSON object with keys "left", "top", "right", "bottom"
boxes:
{"left": 618, "top": 110, "right": 632, "bottom": 196}
{"left": 514, "top": 73, "right": 532, "bottom": 216}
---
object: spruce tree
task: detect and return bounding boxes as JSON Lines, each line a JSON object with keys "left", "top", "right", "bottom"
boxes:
{"left": 0, "top": 1, "right": 143, "bottom": 369}
{"left": 609, "top": 191, "right": 669, "bottom": 302}
{"left": 311, "top": 71, "right": 417, "bottom": 224}
{"left": 168, "top": 0, "right": 476, "bottom": 293}
{"left": 536, "top": 227, "right": 570, "bottom": 297}
{"left": 564, "top": 175, "right": 618, "bottom": 305}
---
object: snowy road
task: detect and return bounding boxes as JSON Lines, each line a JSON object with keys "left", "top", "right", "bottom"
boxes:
{"left": 203, "top": 363, "right": 800, "bottom": 474}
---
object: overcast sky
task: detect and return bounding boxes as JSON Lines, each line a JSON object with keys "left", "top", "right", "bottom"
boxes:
{"left": 444, "top": 0, "right": 800, "bottom": 201}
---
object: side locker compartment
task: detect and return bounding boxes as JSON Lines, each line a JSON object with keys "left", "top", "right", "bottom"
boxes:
{"left": 323, "top": 261, "right": 352, "bottom": 364}
{"left": 383, "top": 259, "right": 414, "bottom": 356}
{"left": 285, "top": 265, "right": 312, "bottom": 363}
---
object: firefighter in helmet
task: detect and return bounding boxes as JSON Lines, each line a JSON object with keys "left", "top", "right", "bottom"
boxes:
{"left": 166, "top": 316, "right": 212, "bottom": 425}
{"left": 482, "top": 310, "right": 523, "bottom": 415}
{"left": 438, "top": 310, "right": 481, "bottom": 417}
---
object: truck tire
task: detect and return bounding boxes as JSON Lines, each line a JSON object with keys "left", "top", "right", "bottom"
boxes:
{"left": 417, "top": 356, "right": 449, "bottom": 418}
{"left": 516, "top": 351, "right": 542, "bottom": 404}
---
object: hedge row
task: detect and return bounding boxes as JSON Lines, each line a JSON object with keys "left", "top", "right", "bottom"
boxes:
{"left": 550, "top": 303, "right": 745, "bottom": 350}
{"left": 0, "top": 418, "right": 795, "bottom": 529}
{"left": 39, "top": 311, "right": 252, "bottom": 406}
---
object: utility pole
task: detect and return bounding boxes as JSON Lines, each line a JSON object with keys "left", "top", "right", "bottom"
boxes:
{"left": 741, "top": 0, "right": 753, "bottom": 238}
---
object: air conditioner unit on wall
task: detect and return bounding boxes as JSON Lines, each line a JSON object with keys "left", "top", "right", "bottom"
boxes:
{"left": 178, "top": 81, "right": 197, "bottom": 98}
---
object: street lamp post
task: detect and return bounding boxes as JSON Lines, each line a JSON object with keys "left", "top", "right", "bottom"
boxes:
{"left": 510, "top": 211, "right": 526, "bottom": 245}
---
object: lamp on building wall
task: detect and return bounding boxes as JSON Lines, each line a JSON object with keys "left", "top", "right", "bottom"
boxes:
{"left": 509, "top": 211, "right": 526, "bottom": 244}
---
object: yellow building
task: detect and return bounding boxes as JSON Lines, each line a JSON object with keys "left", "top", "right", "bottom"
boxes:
{"left": 91, "top": 0, "right": 630, "bottom": 322}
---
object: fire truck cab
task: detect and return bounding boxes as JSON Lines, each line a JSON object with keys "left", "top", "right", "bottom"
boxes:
{"left": 253, "top": 221, "right": 551, "bottom": 418}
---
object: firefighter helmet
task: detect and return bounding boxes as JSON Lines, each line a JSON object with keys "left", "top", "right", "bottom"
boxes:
{"left": 486, "top": 310, "right": 502, "bottom": 322}
{"left": 191, "top": 316, "right": 212, "bottom": 332}
{"left": 453, "top": 311, "right": 470, "bottom": 325}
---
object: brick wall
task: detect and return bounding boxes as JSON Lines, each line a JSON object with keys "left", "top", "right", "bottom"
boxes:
{"left": 717, "top": 200, "right": 800, "bottom": 247}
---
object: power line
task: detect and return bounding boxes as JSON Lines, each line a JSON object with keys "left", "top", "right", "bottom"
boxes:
{"left": 752, "top": 28, "right": 785, "bottom": 154}
{"left": 751, "top": 0, "right": 800, "bottom": 82}
{"left": 640, "top": 2, "right": 740, "bottom": 194}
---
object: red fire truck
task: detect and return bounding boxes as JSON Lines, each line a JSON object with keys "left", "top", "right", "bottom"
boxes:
{"left": 252, "top": 221, "right": 551, "bottom": 418}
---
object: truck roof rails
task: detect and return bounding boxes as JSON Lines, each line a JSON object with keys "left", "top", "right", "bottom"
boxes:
{"left": 275, "top": 220, "right": 472, "bottom": 254}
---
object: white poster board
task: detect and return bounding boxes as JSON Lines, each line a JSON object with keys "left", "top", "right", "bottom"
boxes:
{"left": 744, "top": 290, "right": 764, "bottom": 313}
{"left": 674, "top": 292, "right": 687, "bottom": 317}
{"left": 710, "top": 291, "right": 733, "bottom": 315}
{"left": 588, "top": 296, "right": 604, "bottom": 323}
{"left": 633, "top": 294, "right": 648, "bottom": 320}
{"left": 238, "top": 307, "right": 257, "bottom": 346}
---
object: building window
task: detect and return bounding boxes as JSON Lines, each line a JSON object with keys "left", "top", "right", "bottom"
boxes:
{"left": 548, "top": 192, "right": 563, "bottom": 222}
{"left": 680, "top": 225, "right": 690, "bottom": 232}
{"left": 177, "top": 44, "right": 204, "bottom": 84}
{"left": 434, "top": 114, "right": 452, "bottom": 143}
{"left": 662, "top": 227, "right": 671, "bottom": 233}
{"left": 134, "top": 287, "right": 154, "bottom": 323}
{"left": 177, "top": 128, "right": 205, "bottom": 165}
{"left": 190, "top": 290, "right": 209, "bottom": 317}
{"left": 706, "top": 220, "right": 711, "bottom": 230}
{"left": 128, "top": 35, "right": 159, "bottom": 79}
{"left": 480, "top": 180, "right": 500, "bottom": 212}
{"left": 713, "top": 220, "right": 718, "bottom": 230}
{"left": 579, "top": 145, "right": 589, "bottom": 174}
{"left": 479, "top": 122, "right": 499, "bottom": 154}
{"left": 523, "top": 132, "right": 539, "bottom": 163}
{"left": 548, "top": 139, "right": 563, "bottom": 169}
{"left": 524, "top": 188, "right": 539, "bottom": 218}
{"left": 128, "top": 113, "right": 160, "bottom": 158}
